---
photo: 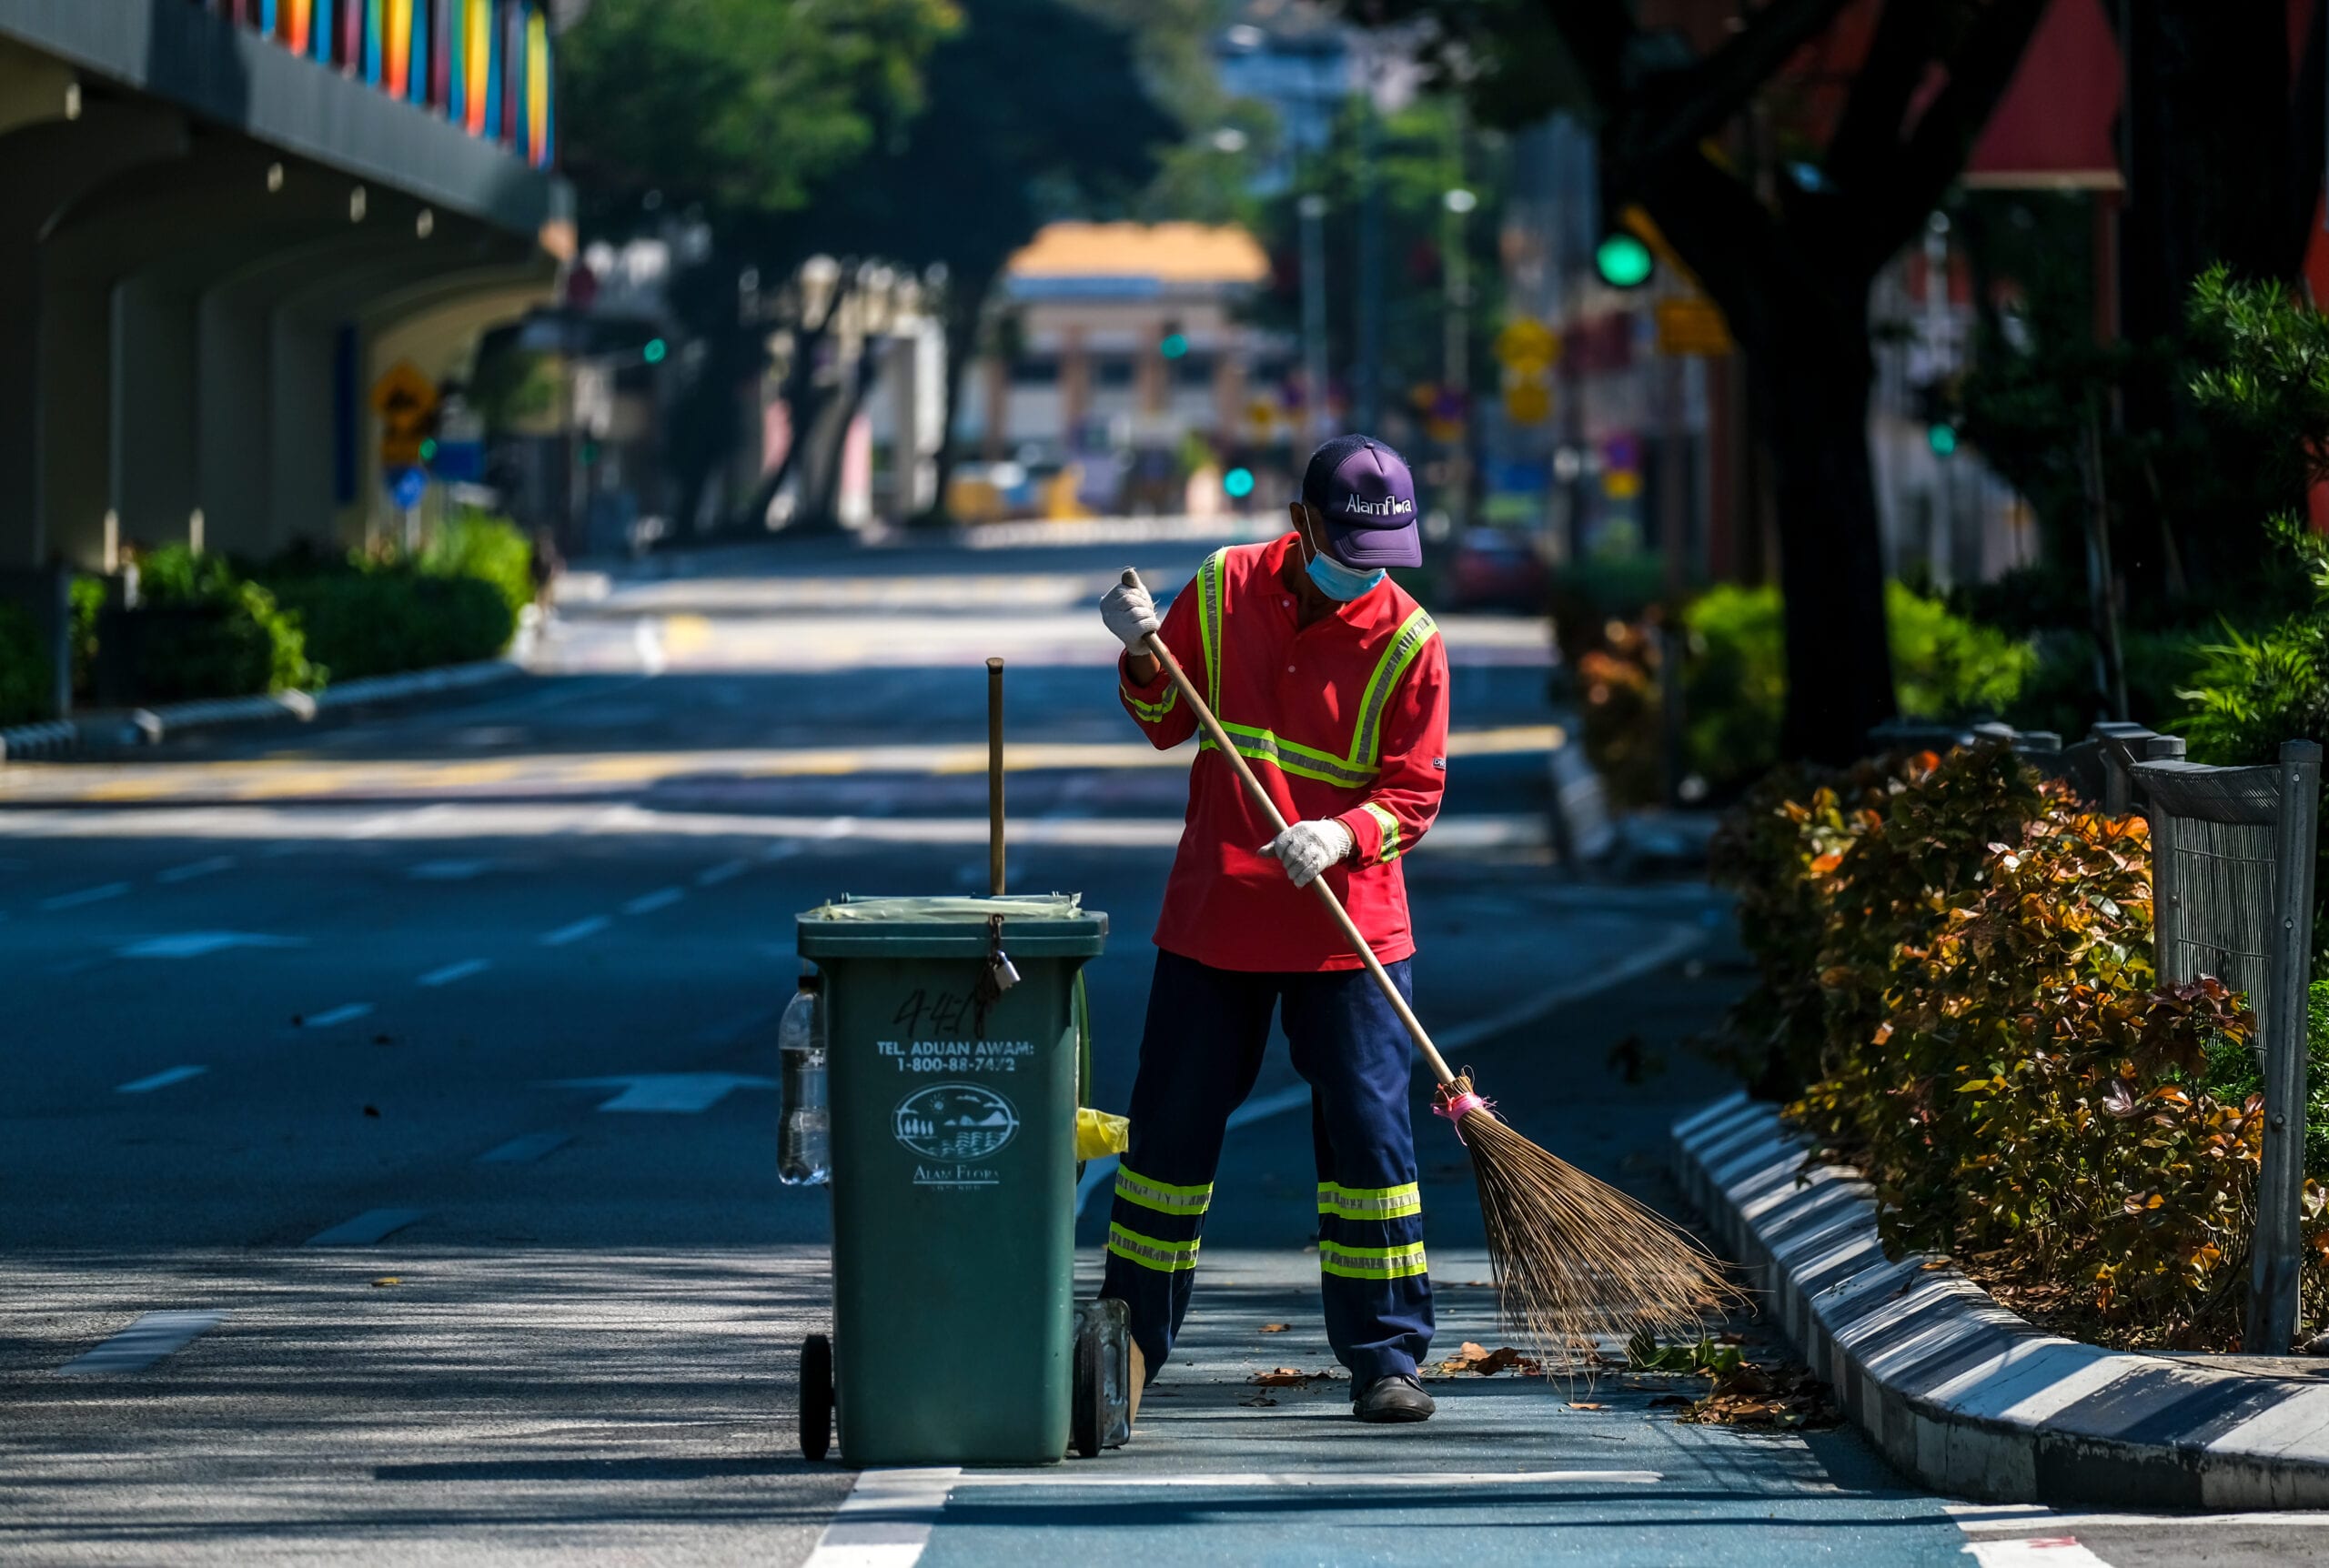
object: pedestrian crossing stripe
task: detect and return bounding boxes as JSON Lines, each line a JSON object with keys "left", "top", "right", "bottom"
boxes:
{"left": 1107, "top": 1222, "right": 1200, "bottom": 1272}
{"left": 1318, "top": 1240, "right": 1428, "bottom": 1280}
{"left": 1317, "top": 1181, "right": 1422, "bottom": 1221}
{"left": 1114, "top": 1167, "right": 1213, "bottom": 1216}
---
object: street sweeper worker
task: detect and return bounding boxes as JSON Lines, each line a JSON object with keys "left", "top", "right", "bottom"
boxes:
{"left": 1096, "top": 434, "right": 1449, "bottom": 1425}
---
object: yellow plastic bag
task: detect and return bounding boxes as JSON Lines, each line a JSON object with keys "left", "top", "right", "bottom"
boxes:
{"left": 1075, "top": 1108, "right": 1130, "bottom": 1161}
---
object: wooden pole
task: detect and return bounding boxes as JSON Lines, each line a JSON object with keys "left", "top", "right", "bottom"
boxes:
{"left": 2250, "top": 739, "right": 2321, "bottom": 1353}
{"left": 986, "top": 657, "right": 1006, "bottom": 896}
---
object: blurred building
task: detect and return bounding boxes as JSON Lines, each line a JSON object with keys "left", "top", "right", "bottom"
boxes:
{"left": 0, "top": 0, "right": 570, "bottom": 591}
{"left": 952, "top": 222, "right": 1283, "bottom": 518}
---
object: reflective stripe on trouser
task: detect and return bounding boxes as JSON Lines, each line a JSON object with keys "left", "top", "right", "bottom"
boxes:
{"left": 1098, "top": 948, "right": 1433, "bottom": 1387}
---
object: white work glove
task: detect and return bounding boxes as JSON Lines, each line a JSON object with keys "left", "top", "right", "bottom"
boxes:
{"left": 1261, "top": 819, "right": 1355, "bottom": 889}
{"left": 1101, "top": 575, "right": 1160, "bottom": 652}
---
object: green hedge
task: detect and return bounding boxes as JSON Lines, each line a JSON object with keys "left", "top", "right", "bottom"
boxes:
{"left": 419, "top": 509, "right": 534, "bottom": 620}
{"left": 267, "top": 567, "right": 514, "bottom": 682}
{"left": 0, "top": 601, "right": 53, "bottom": 726}
{"left": 130, "top": 546, "right": 317, "bottom": 701}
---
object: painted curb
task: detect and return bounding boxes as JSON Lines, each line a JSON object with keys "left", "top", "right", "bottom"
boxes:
{"left": 1673, "top": 1091, "right": 2329, "bottom": 1509}
{"left": 15, "top": 658, "right": 529, "bottom": 758}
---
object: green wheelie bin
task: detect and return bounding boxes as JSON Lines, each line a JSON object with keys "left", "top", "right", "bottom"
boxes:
{"left": 794, "top": 893, "right": 1111, "bottom": 1465}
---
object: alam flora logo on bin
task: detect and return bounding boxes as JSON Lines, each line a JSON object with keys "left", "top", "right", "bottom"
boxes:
{"left": 894, "top": 1083, "right": 1020, "bottom": 1186}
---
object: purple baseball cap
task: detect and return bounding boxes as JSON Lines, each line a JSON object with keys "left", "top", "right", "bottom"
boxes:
{"left": 1301, "top": 434, "right": 1421, "bottom": 568}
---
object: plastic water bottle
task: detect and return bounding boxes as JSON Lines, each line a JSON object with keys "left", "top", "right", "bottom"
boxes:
{"left": 778, "top": 975, "right": 830, "bottom": 1185}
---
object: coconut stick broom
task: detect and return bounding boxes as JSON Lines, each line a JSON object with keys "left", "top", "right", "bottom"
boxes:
{"left": 1124, "top": 568, "right": 1736, "bottom": 1362}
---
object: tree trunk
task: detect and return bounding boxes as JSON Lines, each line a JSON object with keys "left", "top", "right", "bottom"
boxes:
{"left": 925, "top": 266, "right": 997, "bottom": 526}
{"left": 793, "top": 352, "right": 881, "bottom": 530}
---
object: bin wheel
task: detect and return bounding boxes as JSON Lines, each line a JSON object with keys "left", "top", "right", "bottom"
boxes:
{"left": 1072, "top": 1317, "right": 1102, "bottom": 1459}
{"left": 801, "top": 1333, "right": 834, "bottom": 1462}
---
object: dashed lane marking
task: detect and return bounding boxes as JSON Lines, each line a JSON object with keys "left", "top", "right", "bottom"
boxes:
{"left": 155, "top": 856, "right": 235, "bottom": 884}
{"left": 477, "top": 1131, "right": 571, "bottom": 1165}
{"left": 418, "top": 959, "right": 491, "bottom": 988}
{"left": 302, "top": 1002, "right": 375, "bottom": 1028}
{"left": 118, "top": 931, "right": 305, "bottom": 960}
{"left": 694, "top": 859, "right": 749, "bottom": 886}
{"left": 539, "top": 916, "right": 610, "bottom": 947}
{"left": 622, "top": 887, "right": 684, "bottom": 915}
{"left": 304, "top": 1208, "right": 426, "bottom": 1246}
{"left": 41, "top": 882, "right": 129, "bottom": 910}
{"left": 116, "top": 1065, "right": 208, "bottom": 1094}
{"left": 57, "top": 1312, "right": 225, "bottom": 1375}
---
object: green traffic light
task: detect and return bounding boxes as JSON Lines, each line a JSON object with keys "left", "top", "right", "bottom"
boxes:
{"left": 419, "top": 438, "right": 439, "bottom": 462}
{"left": 1929, "top": 424, "right": 1959, "bottom": 457}
{"left": 643, "top": 337, "right": 669, "bottom": 365}
{"left": 1595, "top": 233, "right": 1655, "bottom": 289}
{"left": 1159, "top": 332, "right": 1188, "bottom": 359}
{"left": 1224, "top": 466, "right": 1255, "bottom": 498}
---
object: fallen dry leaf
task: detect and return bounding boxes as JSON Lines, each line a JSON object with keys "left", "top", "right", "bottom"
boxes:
{"left": 1259, "top": 1322, "right": 1291, "bottom": 1334}
{"left": 1433, "top": 1341, "right": 1544, "bottom": 1378}
{"left": 1567, "top": 1402, "right": 1606, "bottom": 1411}
{"left": 371, "top": 1276, "right": 401, "bottom": 1288}
{"left": 1250, "top": 1366, "right": 1324, "bottom": 1387}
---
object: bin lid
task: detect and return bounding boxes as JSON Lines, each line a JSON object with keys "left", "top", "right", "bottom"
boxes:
{"left": 797, "top": 893, "right": 1109, "bottom": 958}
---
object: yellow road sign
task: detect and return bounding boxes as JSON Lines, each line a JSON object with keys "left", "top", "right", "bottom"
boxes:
{"left": 1493, "top": 317, "right": 1560, "bottom": 371}
{"left": 372, "top": 360, "right": 440, "bottom": 467}
{"left": 1655, "top": 297, "right": 1733, "bottom": 357}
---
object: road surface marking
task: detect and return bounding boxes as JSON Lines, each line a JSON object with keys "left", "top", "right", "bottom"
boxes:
{"left": 117, "top": 931, "right": 306, "bottom": 960}
{"left": 539, "top": 916, "right": 610, "bottom": 947}
{"left": 554, "top": 1073, "right": 777, "bottom": 1112}
{"left": 408, "top": 859, "right": 494, "bottom": 880}
{"left": 1075, "top": 928, "right": 1708, "bottom": 1218}
{"left": 1949, "top": 1506, "right": 2119, "bottom": 1567}
{"left": 802, "top": 1468, "right": 960, "bottom": 1568}
{"left": 802, "top": 1467, "right": 1663, "bottom": 1568}
{"left": 417, "top": 959, "right": 491, "bottom": 988}
{"left": 58, "top": 1312, "right": 225, "bottom": 1375}
{"left": 156, "top": 856, "right": 235, "bottom": 884}
{"left": 116, "top": 1065, "right": 208, "bottom": 1094}
{"left": 303, "top": 1002, "right": 375, "bottom": 1028}
{"left": 633, "top": 618, "right": 667, "bottom": 676}
{"left": 694, "top": 859, "right": 750, "bottom": 886}
{"left": 42, "top": 881, "right": 128, "bottom": 910}
{"left": 622, "top": 887, "right": 685, "bottom": 915}
{"left": 478, "top": 1131, "right": 571, "bottom": 1165}
{"left": 1962, "top": 1543, "right": 2114, "bottom": 1567}
{"left": 304, "top": 1208, "right": 426, "bottom": 1246}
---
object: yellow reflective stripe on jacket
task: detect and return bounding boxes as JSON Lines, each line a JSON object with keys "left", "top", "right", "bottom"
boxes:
{"left": 1361, "top": 802, "right": 1400, "bottom": 863}
{"left": 1107, "top": 1222, "right": 1200, "bottom": 1272}
{"left": 1351, "top": 607, "right": 1438, "bottom": 771}
{"left": 1201, "top": 722, "right": 1376, "bottom": 788}
{"left": 1114, "top": 1166, "right": 1213, "bottom": 1216}
{"left": 1317, "top": 1240, "right": 1428, "bottom": 1280}
{"left": 1122, "top": 679, "right": 1178, "bottom": 724}
{"left": 1196, "top": 548, "right": 1226, "bottom": 715}
{"left": 1316, "top": 1181, "right": 1422, "bottom": 1221}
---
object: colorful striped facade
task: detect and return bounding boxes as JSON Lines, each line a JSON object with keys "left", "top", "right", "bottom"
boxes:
{"left": 201, "top": 0, "right": 555, "bottom": 169}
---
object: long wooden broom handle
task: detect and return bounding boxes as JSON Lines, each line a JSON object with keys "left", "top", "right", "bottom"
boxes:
{"left": 1123, "top": 568, "right": 1459, "bottom": 1091}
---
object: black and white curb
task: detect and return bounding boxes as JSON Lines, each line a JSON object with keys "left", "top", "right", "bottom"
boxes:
{"left": 0, "top": 657, "right": 529, "bottom": 760}
{"left": 1674, "top": 1091, "right": 2329, "bottom": 1509}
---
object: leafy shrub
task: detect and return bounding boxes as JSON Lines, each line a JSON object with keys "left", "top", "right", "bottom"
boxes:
{"left": 128, "top": 546, "right": 315, "bottom": 700}
{"left": 1715, "top": 745, "right": 2329, "bottom": 1347}
{"left": 67, "top": 574, "right": 101, "bottom": 701}
{"left": 265, "top": 567, "right": 513, "bottom": 682}
{"left": 418, "top": 510, "right": 533, "bottom": 620}
{"left": 0, "top": 601, "right": 54, "bottom": 725}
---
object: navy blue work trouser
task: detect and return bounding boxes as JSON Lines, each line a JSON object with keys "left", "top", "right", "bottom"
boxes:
{"left": 1099, "top": 948, "right": 1433, "bottom": 1387}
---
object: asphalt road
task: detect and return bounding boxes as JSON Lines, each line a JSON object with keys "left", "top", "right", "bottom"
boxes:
{"left": 0, "top": 524, "right": 2315, "bottom": 1565}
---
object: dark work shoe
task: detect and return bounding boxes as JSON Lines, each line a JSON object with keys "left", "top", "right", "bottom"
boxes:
{"left": 1353, "top": 1373, "right": 1436, "bottom": 1423}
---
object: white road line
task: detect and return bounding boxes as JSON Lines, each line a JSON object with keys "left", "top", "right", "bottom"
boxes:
{"left": 802, "top": 1467, "right": 1664, "bottom": 1568}
{"left": 418, "top": 959, "right": 491, "bottom": 988}
{"left": 540, "top": 915, "right": 610, "bottom": 947}
{"left": 802, "top": 1468, "right": 961, "bottom": 1568}
{"left": 623, "top": 887, "right": 685, "bottom": 915}
{"left": 633, "top": 618, "right": 667, "bottom": 676}
{"left": 477, "top": 1131, "right": 570, "bottom": 1165}
{"left": 1958, "top": 1510, "right": 2329, "bottom": 1531}
{"left": 42, "top": 881, "right": 129, "bottom": 910}
{"left": 57, "top": 1311, "right": 225, "bottom": 1375}
{"left": 304, "top": 1208, "right": 426, "bottom": 1247}
{"left": 116, "top": 1065, "right": 207, "bottom": 1094}
{"left": 1948, "top": 1505, "right": 2119, "bottom": 1567}
{"left": 156, "top": 856, "right": 235, "bottom": 884}
{"left": 1074, "top": 929, "right": 1709, "bottom": 1218}
{"left": 302, "top": 1002, "right": 375, "bottom": 1028}
{"left": 694, "top": 859, "right": 750, "bottom": 886}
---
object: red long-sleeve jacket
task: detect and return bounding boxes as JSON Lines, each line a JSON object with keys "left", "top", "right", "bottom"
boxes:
{"left": 1119, "top": 532, "right": 1449, "bottom": 972}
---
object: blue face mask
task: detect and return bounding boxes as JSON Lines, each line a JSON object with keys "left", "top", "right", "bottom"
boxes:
{"left": 1305, "top": 543, "right": 1386, "bottom": 601}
